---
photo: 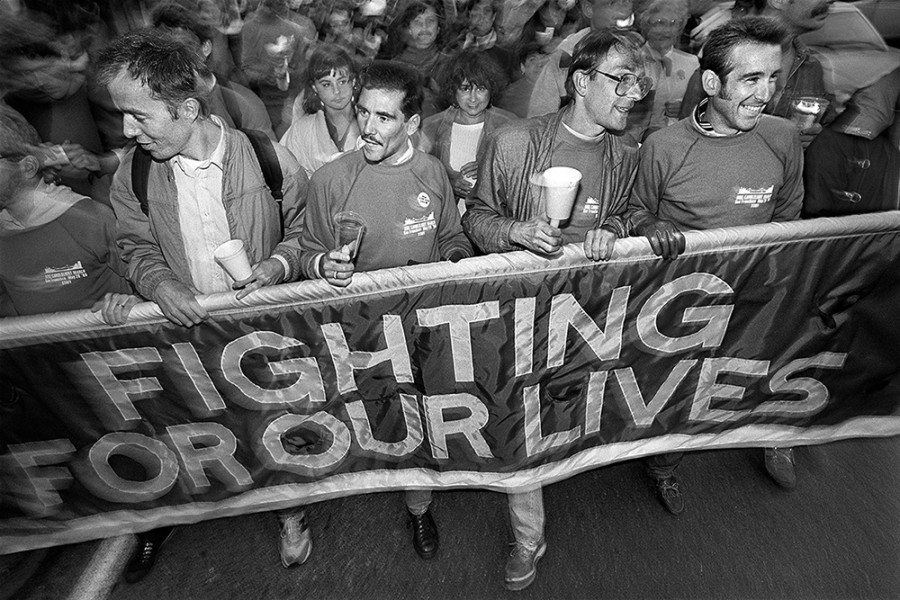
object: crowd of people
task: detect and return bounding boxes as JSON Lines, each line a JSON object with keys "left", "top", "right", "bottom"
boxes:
{"left": 1, "top": 0, "right": 899, "bottom": 592}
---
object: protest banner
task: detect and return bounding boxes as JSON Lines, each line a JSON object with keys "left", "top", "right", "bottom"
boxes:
{"left": 2, "top": 213, "right": 900, "bottom": 553}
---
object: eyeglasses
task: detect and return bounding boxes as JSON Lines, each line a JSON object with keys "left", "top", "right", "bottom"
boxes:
{"left": 588, "top": 68, "right": 653, "bottom": 99}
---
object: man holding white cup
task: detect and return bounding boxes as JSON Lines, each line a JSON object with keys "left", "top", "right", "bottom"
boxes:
{"left": 462, "top": 29, "right": 645, "bottom": 591}
{"left": 97, "top": 29, "right": 308, "bottom": 329}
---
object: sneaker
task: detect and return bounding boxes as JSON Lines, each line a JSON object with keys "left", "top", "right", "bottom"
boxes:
{"left": 279, "top": 511, "right": 313, "bottom": 568}
{"left": 125, "top": 527, "right": 174, "bottom": 584}
{"left": 654, "top": 475, "right": 685, "bottom": 515}
{"left": 504, "top": 539, "right": 547, "bottom": 591}
{"left": 764, "top": 447, "right": 796, "bottom": 489}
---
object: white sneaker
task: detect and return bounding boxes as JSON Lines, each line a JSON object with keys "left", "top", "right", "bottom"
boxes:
{"left": 279, "top": 511, "right": 312, "bottom": 568}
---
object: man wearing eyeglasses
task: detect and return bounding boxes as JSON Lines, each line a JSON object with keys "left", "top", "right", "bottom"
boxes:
{"left": 462, "top": 29, "right": 648, "bottom": 592}
{"left": 627, "top": 17, "right": 804, "bottom": 515}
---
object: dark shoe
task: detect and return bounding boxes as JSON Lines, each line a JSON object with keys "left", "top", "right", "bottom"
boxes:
{"left": 407, "top": 509, "right": 439, "bottom": 559}
{"left": 654, "top": 475, "right": 685, "bottom": 515}
{"left": 764, "top": 447, "right": 797, "bottom": 489}
{"left": 125, "top": 527, "right": 174, "bottom": 584}
{"left": 505, "top": 539, "right": 547, "bottom": 591}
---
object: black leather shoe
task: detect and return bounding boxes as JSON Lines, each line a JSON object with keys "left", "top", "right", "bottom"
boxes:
{"left": 407, "top": 509, "right": 439, "bottom": 559}
{"left": 125, "top": 526, "right": 174, "bottom": 583}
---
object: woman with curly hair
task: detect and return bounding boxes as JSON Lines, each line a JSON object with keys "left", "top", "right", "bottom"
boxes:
{"left": 280, "top": 44, "right": 361, "bottom": 178}
{"left": 419, "top": 49, "right": 518, "bottom": 212}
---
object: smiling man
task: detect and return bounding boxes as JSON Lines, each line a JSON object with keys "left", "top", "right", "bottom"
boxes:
{"left": 626, "top": 16, "right": 804, "bottom": 516}
{"left": 462, "top": 29, "right": 645, "bottom": 592}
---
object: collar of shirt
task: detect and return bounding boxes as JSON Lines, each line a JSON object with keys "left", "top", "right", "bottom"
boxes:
{"left": 561, "top": 118, "right": 607, "bottom": 142}
{"left": 692, "top": 97, "right": 742, "bottom": 138}
{"left": 171, "top": 115, "right": 227, "bottom": 176}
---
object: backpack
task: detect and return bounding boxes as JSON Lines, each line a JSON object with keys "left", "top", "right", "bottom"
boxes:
{"left": 131, "top": 128, "right": 283, "bottom": 215}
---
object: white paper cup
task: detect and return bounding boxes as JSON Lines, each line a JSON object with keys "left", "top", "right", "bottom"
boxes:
{"left": 539, "top": 166, "right": 582, "bottom": 226}
{"left": 214, "top": 239, "right": 253, "bottom": 281}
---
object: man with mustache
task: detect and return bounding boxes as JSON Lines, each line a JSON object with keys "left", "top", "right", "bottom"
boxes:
{"left": 462, "top": 29, "right": 646, "bottom": 591}
{"left": 680, "top": 0, "right": 836, "bottom": 146}
{"left": 628, "top": 17, "right": 804, "bottom": 514}
{"left": 298, "top": 61, "right": 472, "bottom": 561}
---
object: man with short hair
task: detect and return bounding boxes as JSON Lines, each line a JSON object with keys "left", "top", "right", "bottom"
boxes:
{"left": 679, "top": 0, "right": 835, "bottom": 146}
{"left": 95, "top": 28, "right": 310, "bottom": 580}
{"left": 628, "top": 16, "right": 804, "bottom": 512}
{"left": 299, "top": 61, "right": 472, "bottom": 560}
{"left": 463, "top": 28, "right": 646, "bottom": 591}
{"left": 526, "top": 0, "right": 636, "bottom": 117}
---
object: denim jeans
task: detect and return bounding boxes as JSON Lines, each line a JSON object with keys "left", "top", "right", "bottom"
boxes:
{"left": 508, "top": 488, "right": 544, "bottom": 549}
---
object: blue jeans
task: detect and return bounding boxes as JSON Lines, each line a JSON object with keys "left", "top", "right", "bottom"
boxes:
{"left": 645, "top": 452, "right": 684, "bottom": 480}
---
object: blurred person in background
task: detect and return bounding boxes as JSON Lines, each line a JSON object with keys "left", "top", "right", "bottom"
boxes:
{"left": 381, "top": 0, "right": 448, "bottom": 117}
{"left": 152, "top": 0, "right": 276, "bottom": 139}
{"left": 636, "top": 0, "right": 698, "bottom": 137}
{"left": 241, "top": 0, "right": 312, "bottom": 136}
{"left": 496, "top": 42, "right": 550, "bottom": 118}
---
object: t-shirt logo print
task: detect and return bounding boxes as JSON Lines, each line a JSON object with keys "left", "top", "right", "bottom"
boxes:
{"left": 403, "top": 212, "right": 436, "bottom": 236}
{"left": 734, "top": 186, "right": 774, "bottom": 207}
{"left": 43, "top": 261, "right": 88, "bottom": 287}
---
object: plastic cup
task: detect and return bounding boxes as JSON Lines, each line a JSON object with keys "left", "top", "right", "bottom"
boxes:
{"left": 214, "top": 239, "right": 253, "bottom": 281}
{"left": 333, "top": 211, "right": 366, "bottom": 260}
{"left": 538, "top": 167, "right": 582, "bottom": 227}
{"left": 790, "top": 96, "right": 829, "bottom": 131}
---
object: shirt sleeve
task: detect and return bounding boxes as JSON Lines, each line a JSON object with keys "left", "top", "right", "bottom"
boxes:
{"left": 269, "top": 143, "right": 308, "bottom": 281}
{"left": 461, "top": 131, "right": 519, "bottom": 254}
{"left": 772, "top": 129, "right": 804, "bottom": 222}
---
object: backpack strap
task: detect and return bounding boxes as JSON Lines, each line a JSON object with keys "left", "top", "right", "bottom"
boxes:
{"left": 129, "top": 128, "right": 283, "bottom": 216}
{"left": 241, "top": 128, "right": 284, "bottom": 201}
{"left": 131, "top": 145, "right": 153, "bottom": 216}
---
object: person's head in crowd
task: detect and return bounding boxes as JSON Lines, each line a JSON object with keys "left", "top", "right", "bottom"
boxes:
{"left": 582, "top": 0, "right": 636, "bottom": 30}
{"left": 356, "top": 60, "right": 422, "bottom": 164}
{"left": 699, "top": 16, "right": 786, "bottom": 134}
{"left": 440, "top": 50, "right": 507, "bottom": 123}
{"left": 467, "top": 0, "right": 501, "bottom": 37}
{"left": 636, "top": 0, "right": 689, "bottom": 53}
{"left": 763, "top": 0, "right": 832, "bottom": 35}
{"left": 385, "top": 0, "right": 444, "bottom": 56}
{"left": 321, "top": 0, "right": 356, "bottom": 43}
{"left": 540, "top": 0, "right": 579, "bottom": 29}
{"left": 152, "top": 1, "right": 218, "bottom": 61}
{"left": 95, "top": 29, "right": 213, "bottom": 161}
{"left": 258, "top": 0, "right": 290, "bottom": 18}
{"left": 0, "top": 11, "right": 88, "bottom": 102}
{"left": 565, "top": 27, "right": 651, "bottom": 133}
{"left": 302, "top": 44, "right": 360, "bottom": 114}
{"left": 518, "top": 42, "right": 549, "bottom": 82}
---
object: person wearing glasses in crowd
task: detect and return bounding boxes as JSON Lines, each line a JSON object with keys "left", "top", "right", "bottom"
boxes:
{"left": 627, "top": 16, "right": 804, "bottom": 513}
{"left": 419, "top": 49, "right": 518, "bottom": 214}
{"left": 462, "top": 28, "right": 648, "bottom": 591}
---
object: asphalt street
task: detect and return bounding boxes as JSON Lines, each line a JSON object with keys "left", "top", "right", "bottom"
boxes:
{"left": 7, "top": 436, "right": 900, "bottom": 600}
